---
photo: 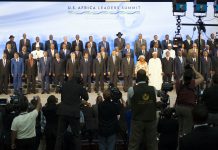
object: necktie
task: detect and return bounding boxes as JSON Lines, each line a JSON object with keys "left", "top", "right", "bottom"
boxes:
{"left": 44, "top": 58, "right": 47, "bottom": 64}
{"left": 128, "top": 58, "right": 130, "bottom": 64}
{"left": 113, "top": 57, "right": 115, "bottom": 64}
{"left": 103, "top": 42, "right": 106, "bottom": 48}
{"left": 205, "top": 57, "right": 207, "bottom": 61}
{"left": 99, "top": 59, "right": 101, "bottom": 63}
{"left": 3, "top": 60, "right": 6, "bottom": 67}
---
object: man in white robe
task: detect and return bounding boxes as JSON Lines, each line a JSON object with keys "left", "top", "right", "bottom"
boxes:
{"left": 148, "top": 52, "right": 163, "bottom": 90}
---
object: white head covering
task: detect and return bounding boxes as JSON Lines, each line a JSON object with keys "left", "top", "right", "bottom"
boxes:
{"left": 138, "top": 55, "right": 145, "bottom": 60}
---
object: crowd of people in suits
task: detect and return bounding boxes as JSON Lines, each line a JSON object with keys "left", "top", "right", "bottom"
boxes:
{"left": 1, "top": 32, "right": 218, "bottom": 94}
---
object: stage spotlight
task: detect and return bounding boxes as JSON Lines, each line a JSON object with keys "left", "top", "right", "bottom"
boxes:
{"left": 215, "top": 0, "right": 218, "bottom": 17}
{"left": 194, "top": 0, "right": 207, "bottom": 16}
{"left": 173, "top": 0, "right": 187, "bottom": 16}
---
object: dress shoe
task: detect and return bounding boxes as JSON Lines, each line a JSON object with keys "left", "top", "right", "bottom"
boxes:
{"left": 41, "top": 91, "right": 45, "bottom": 94}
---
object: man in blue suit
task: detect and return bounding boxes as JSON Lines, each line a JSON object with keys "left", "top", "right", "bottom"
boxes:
{"left": 98, "top": 36, "right": 110, "bottom": 55}
{"left": 11, "top": 52, "right": 24, "bottom": 94}
{"left": 123, "top": 43, "right": 134, "bottom": 59}
{"left": 39, "top": 51, "right": 52, "bottom": 94}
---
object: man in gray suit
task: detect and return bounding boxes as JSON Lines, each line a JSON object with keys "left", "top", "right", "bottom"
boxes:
{"left": 114, "top": 32, "right": 126, "bottom": 51}
{"left": 174, "top": 50, "right": 186, "bottom": 80}
{"left": 93, "top": 53, "right": 106, "bottom": 93}
{"left": 39, "top": 51, "right": 52, "bottom": 94}
{"left": 81, "top": 52, "right": 92, "bottom": 92}
{"left": 98, "top": 36, "right": 110, "bottom": 55}
{"left": 66, "top": 53, "right": 80, "bottom": 80}
{"left": 134, "top": 33, "right": 147, "bottom": 58}
{"left": 121, "top": 52, "right": 135, "bottom": 92}
{"left": 108, "top": 50, "right": 120, "bottom": 87}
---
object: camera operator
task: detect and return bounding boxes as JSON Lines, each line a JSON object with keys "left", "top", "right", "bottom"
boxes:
{"left": 55, "top": 77, "right": 88, "bottom": 150}
{"left": 11, "top": 95, "right": 41, "bottom": 150}
{"left": 175, "top": 64, "right": 204, "bottom": 136}
{"left": 202, "top": 74, "right": 218, "bottom": 126}
{"left": 42, "top": 95, "right": 59, "bottom": 150}
{"left": 128, "top": 69, "right": 157, "bottom": 150}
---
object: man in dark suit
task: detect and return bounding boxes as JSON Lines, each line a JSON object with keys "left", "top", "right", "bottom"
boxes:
{"left": 98, "top": 36, "right": 110, "bottom": 55}
{"left": 47, "top": 43, "right": 58, "bottom": 59}
{"left": 183, "top": 35, "right": 193, "bottom": 51}
{"left": 4, "top": 43, "right": 15, "bottom": 60}
{"left": 150, "top": 35, "right": 162, "bottom": 49}
{"left": 66, "top": 53, "right": 80, "bottom": 80}
{"left": 138, "top": 44, "right": 148, "bottom": 61}
{"left": 93, "top": 53, "right": 106, "bottom": 93}
{"left": 134, "top": 33, "right": 147, "bottom": 58}
{"left": 161, "top": 34, "right": 173, "bottom": 50}
{"left": 11, "top": 52, "right": 24, "bottom": 94}
{"left": 59, "top": 43, "right": 71, "bottom": 61}
{"left": 84, "top": 42, "right": 96, "bottom": 60}
{"left": 60, "top": 36, "right": 71, "bottom": 51}
{"left": 5, "top": 35, "right": 17, "bottom": 52}
{"left": 201, "top": 51, "right": 212, "bottom": 88}
{"left": 194, "top": 35, "right": 206, "bottom": 51}
{"left": 55, "top": 77, "right": 88, "bottom": 150}
{"left": 121, "top": 52, "right": 134, "bottom": 92}
{"left": 207, "top": 33, "right": 217, "bottom": 56}
{"left": 45, "top": 34, "right": 58, "bottom": 51}
{"left": 32, "top": 36, "right": 44, "bottom": 51}
{"left": 74, "top": 46, "right": 83, "bottom": 62}
{"left": 25, "top": 53, "right": 37, "bottom": 94}
{"left": 123, "top": 43, "right": 134, "bottom": 59}
{"left": 108, "top": 50, "right": 120, "bottom": 87}
{"left": 85, "top": 36, "right": 97, "bottom": 54}
{"left": 212, "top": 51, "right": 218, "bottom": 74}
{"left": 72, "top": 34, "right": 84, "bottom": 53}
{"left": 0, "top": 53, "right": 10, "bottom": 94}
{"left": 19, "top": 46, "right": 29, "bottom": 62}
{"left": 162, "top": 51, "right": 174, "bottom": 82}
{"left": 179, "top": 104, "right": 218, "bottom": 150}
{"left": 187, "top": 51, "right": 198, "bottom": 71}
{"left": 174, "top": 50, "right": 186, "bottom": 80}
{"left": 80, "top": 52, "right": 92, "bottom": 92}
{"left": 53, "top": 53, "right": 65, "bottom": 93}
{"left": 19, "top": 33, "right": 31, "bottom": 52}
{"left": 114, "top": 32, "right": 126, "bottom": 51}
{"left": 149, "top": 42, "right": 162, "bottom": 60}
{"left": 39, "top": 51, "right": 52, "bottom": 94}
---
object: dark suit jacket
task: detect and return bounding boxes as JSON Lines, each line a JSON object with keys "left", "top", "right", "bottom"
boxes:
{"left": 80, "top": 59, "right": 91, "bottom": 76}
{"left": 150, "top": 40, "right": 161, "bottom": 49}
{"left": 45, "top": 40, "right": 58, "bottom": 51}
{"left": 39, "top": 57, "right": 52, "bottom": 76}
{"left": 59, "top": 49, "right": 71, "bottom": 61}
{"left": 4, "top": 49, "right": 15, "bottom": 60}
{"left": 98, "top": 41, "right": 110, "bottom": 55}
{"left": 174, "top": 56, "right": 186, "bottom": 79}
{"left": 0, "top": 59, "right": 10, "bottom": 77}
{"left": 19, "top": 52, "right": 29, "bottom": 62}
{"left": 47, "top": 49, "right": 58, "bottom": 58}
{"left": 84, "top": 48, "right": 96, "bottom": 60}
{"left": 25, "top": 59, "right": 37, "bottom": 76}
{"left": 32, "top": 42, "right": 44, "bottom": 51}
{"left": 183, "top": 40, "right": 193, "bottom": 51}
{"left": 74, "top": 51, "right": 83, "bottom": 61}
{"left": 85, "top": 41, "right": 97, "bottom": 54}
{"left": 53, "top": 59, "right": 65, "bottom": 76}
{"left": 114, "top": 38, "right": 126, "bottom": 50}
{"left": 93, "top": 58, "right": 106, "bottom": 75}
{"left": 60, "top": 42, "right": 71, "bottom": 51}
{"left": 179, "top": 126, "right": 218, "bottom": 150}
{"left": 57, "top": 79, "right": 88, "bottom": 117}
{"left": 107, "top": 56, "right": 120, "bottom": 74}
{"left": 187, "top": 57, "right": 198, "bottom": 71}
{"left": 138, "top": 49, "right": 148, "bottom": 61}
{"left": 148, "top": 48, "right": 162, "bottom": 59}
{"left": 212, "top": 56, "right": 218, "bottom": 74}
{"left": 122, "top": 49, "right": 134, "bottom": 59}
{"left": 19, "top": 39, "right": 31, "bottom": 52}
{"left": 121, "top": 57, "right": 134, "bottom": 76}
{"left": 201, "top": 57, "right": 212, "bottom": 75}
{"left": 72, "top": 40, "right": 84, "bottom": 52}
{"left": 66, "top": 59, "right": 80, "bottom": 78}
{"left": 194, "top": 39, "right": 206, "bottom": 50}
{"left": 5, "top": 41, "right": 17, "bottom": 52}
{"left": 162, "top": 57, "right": 174, "bottom": 74}
{"left": 207, "top": 39, "right": 216, "bottom": 55}
{"left": 161, "top": 40, "right": 173, "bottom": 50}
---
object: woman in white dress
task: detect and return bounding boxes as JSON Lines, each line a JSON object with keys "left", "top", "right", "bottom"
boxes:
{"left": 148, "top": 52, "right": 163, "bottom": 90}
{"left": 135, "top": 55, "right": 148, "bottom": 75}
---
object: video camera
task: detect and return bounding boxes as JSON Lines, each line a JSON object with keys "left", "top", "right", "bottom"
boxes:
{"left": 108, "top": 83, "right": 122, "bottom": 103}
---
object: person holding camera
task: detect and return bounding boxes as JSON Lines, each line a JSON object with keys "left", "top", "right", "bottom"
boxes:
{"left": 175, "top": 64, "right": 204, "bottom": 136}
{"left": 128, "top": 69, "right": 157, "bottom": 150}
{"left": 11, "top": 95, "right": 42, "bottom": 150}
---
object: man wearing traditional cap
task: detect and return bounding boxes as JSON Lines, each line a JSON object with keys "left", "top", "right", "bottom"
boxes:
{"left": 162, "top": 43, "right": 176, "bottom": 59}
{"left": 135, "top": 55, "right": 148, "bottom": 75}
{"left": 5, "top": 35, "right": 17, "bottom": 52}
{"left": 114, "top": 32, "right": 126, "bottom": 51}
